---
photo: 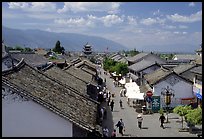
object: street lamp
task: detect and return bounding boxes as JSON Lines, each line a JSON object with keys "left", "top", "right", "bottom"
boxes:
{"left": 161, "top": 86, "right": 175, "bottom": 123}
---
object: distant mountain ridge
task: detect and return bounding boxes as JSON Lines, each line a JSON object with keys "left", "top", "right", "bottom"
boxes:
{"left": 2, "top": 26, "right": 128, "bottom": 52}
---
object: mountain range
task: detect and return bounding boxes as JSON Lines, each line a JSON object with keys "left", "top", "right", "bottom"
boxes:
{"left": 2, "top": 26, "right": 128, "bottom": 52}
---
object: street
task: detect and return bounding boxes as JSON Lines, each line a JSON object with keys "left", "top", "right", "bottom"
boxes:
{"left": 98, "top": 67, "right": 199, "bottom": 137}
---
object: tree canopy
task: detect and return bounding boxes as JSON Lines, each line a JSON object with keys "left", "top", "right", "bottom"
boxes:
{"left": 173, "top": 105, "right": 202, "bottom": 129}
{"left": 185, "top": 107, "right": 202, "bottom": 125}
{"left": 103, "top": 57, "right": 128, "bottom": 76}
{"left": 53, "top": 40, "right": 65, "bottom": 54}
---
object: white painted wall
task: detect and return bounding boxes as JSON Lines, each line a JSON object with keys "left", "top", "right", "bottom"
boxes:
{"left": 2, "top": 88, "right": 73, "bottom": 137}
{"left": 153, "top": 74, "right": 193, "bottom": 108}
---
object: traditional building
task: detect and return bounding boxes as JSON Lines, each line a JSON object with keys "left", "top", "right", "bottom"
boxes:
{"left": 83, "top": 43, "right": 93, "bottom": 59}
{"left": 191, "top": 66, "right": 202, "bottom": 108}
{"left": 2, "top": 42, "right": 101, "bottom": 137}
{"left": 128, "top": 59, "right": 162, "bottom": 85}
{"left": 127, "top": 52, "right": 166, "bottom": 66}
{"left": 144, "top": 67, "right": 194, "bottom": 110}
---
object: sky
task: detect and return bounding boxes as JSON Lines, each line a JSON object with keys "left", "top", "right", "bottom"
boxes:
{"left": 2, "top": 2, "right": 202, "bottom": 52}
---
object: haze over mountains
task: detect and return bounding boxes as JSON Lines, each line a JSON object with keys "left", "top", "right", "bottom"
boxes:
{"left": 2, "top": 26, "right": 128, "bottom": 52}
{"left": 2, "top": 26, "right": 200, "bottom": 53}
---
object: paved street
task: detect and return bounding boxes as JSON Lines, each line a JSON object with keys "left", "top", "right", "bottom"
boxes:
{"left": 98, "top": 67, "right": 200, "bottom": 137}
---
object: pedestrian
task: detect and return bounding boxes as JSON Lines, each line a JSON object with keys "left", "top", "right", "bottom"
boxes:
{"left": 115, "top": 119, "right": 125, "bottom": 136}
{"left": 103, "top": 92, "right": 107, "bottom": 102}
{"left": 137, "top": 113, "right": 143, "bottom": 129}
{"left": 103, "top": 107, "right": 107, "bottom": 119}
{"left": 123, "top": 89, "right": 126, "bottom": 97}
{"left": 159, "top": 113, "right": 166, "bottom": 129}
{"left": 120, "top": 89, "right": 123, "bottom": 97}
{"left": 111, "top": 129, "right": 116, "bottom": 137}
{"left": 119, "top": 99, "right": 123, "bottom": 109}
{"left": 107, "top": 95, "right": 111, "bottom": 106}
{"left": 110, "top": 100, "right": 114, "bottom": 111}
{"left": 103, "top": 126, "right": 109, "bottom": 137}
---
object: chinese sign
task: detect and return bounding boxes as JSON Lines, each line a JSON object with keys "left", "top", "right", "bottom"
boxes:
{"left": 152, "top": 96, "right": 160, "bottom": 112}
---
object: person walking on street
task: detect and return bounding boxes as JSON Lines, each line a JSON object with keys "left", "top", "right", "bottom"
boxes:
{"left": 159, "top": 113, "right": 166, "bottom": 129}
{"left": 111, "top": 129, "right": 116, "bottom": 137}
{"left": 119, "top": 99, "right": 123, "bottom": 109}
{"left": 103, "top": 126, "right": 109, "bottom": 137}
{"left": 137, "top": 113, "right": 143, "bottom": 129}
{"left": 110, "top": 100, "right": 114, "bottom": 112}
{"left": 115, "top": 119, "right": 125, "bottom": 136}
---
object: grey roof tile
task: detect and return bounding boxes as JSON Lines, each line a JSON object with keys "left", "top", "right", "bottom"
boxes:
{"left": 2, "top": 61, "right": 98, "bottom": 132}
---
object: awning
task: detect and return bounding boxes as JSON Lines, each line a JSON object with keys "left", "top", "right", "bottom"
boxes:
{"left": 119, "top": 78, "right": 126, "bottom": 85}
{"left": 125, "top": 82, "right": 144, "bottom": 100}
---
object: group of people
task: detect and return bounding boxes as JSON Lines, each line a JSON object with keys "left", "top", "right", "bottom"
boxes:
{"left": 136, "top": 113, "right": 166, "bottom": 130}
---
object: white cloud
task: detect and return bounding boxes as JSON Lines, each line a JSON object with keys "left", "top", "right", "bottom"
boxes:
{"left": 167, "top": 10, "right": 202, "bottom": 23}
{"left": 189, "top": 2, "right": 195, "bottom": 7}
{"left": 140, "top": 17, "right": 165, "bottom": 25}
{"left": 54, "top": 14, "right": 124, "bottom": 28}
{"left": 54, "top": 17, "right": 94, "bottom": 27}
{"left": 57, "top": 2, "right": 121, "bottom": 14}
{"left": 173, "top": 31, "right": 179, "bottom": 34}
{"left": 101, "top": 14, "right": 124, "bottom": 27}
{"left": 163, "top": 25, "right": 176, "bottom": 29}
{"left": 8, "top": 2, "right": 29, "bottom": 9}
{"left": 179, "top": 25, "right": 188, "bottom": 29}
{"left": 8, "top": 2, "right": 57, "bottom": 12}
{"left": 140, "top": 18, "right": 157, "bottom": 25}
{"left": 182, "top": 32, "right": 187, "bottom": 34}
{"left": 127, "top": 16, "right": 137, "bottom": 25}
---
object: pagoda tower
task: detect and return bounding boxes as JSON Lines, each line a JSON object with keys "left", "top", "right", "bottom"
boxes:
{"left": 83, "top": 42, "right": 93, "bottom": 59}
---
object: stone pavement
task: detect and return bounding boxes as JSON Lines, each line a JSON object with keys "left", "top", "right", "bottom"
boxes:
{"left": 98, "top": 67, "right": 200, "bottom": 137}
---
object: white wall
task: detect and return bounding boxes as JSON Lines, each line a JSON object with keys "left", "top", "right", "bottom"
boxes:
{"left": 153, "top": 74, "right": 193, "bottom": 108}
{"left": 2, "top": 87, "right": 73, "bottom": 137}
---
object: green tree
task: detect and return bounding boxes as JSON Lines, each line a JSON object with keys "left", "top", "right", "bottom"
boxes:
{"left": 173, "top": 105, "right": 192, "bottom": 129}
{"left": 114, "top": 62, "right": 128, "bottom": 76}
{"left": 53, "top": 40, "right": 64, "bottom": 54}
{"left": 15, "top": 45, "right": 24, "bottom": 51}
{"left": 103, "top": 57, "right": 128, "bottom": 76}
{"left": 24, "top": 47, "right": 33, "bottom": 52}
{"left": 185, "top": 107, "right": 202, "bottom": 126}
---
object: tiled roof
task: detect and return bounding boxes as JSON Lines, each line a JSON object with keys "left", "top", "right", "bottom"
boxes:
{"left": 10, "top": 52, "right": 49, "bottom": 67}
{"left": 173, "top": 63, "right": 196, "bottom": 74}
{"left": 44, "top": 66, "right": 88, "bottom": 95}
{"left": 128, "top": 59, "right": 159, "bottom": 72}
{"left": 75, "top": 59, "right": 97, "bottom": 70}
{"left": 129, "top": 73, "right": 138, "bottom": 80}
{"left": 2, "top": 60, "right": 98, "bottom": 132}
{"left": 144, "top": 67, "right": 172, "bottom": 85}
{"left": 173, "top": 54, "right": 199, "bottom": 60}
{"left": 190, "top": 66, "right": 202, "bottom": 75}
{"left": 118, "top": 57, "right": 128, "bottom": 63}
{"left": 64, "top": 66, "right": 97, "bottom": 85}
{"left": 139, "top": 83, "right": 152, "bottom": 93}
{"left": 127, "top": 53, "right": 149, "bottom": 62}
{"left": 179, "top": 70, "right": 195, "bottom": 82}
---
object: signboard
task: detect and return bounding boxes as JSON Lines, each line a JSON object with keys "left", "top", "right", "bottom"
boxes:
{"left": 151, "top": 96, "right": 160, "bottom": 112}
{"left": 146, "top": 91, "right": 153, "bottom": 97}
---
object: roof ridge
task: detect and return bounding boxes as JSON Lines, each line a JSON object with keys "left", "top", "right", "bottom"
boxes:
{"left": 20, "top": 61, "right": 99, "bottom": 105}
